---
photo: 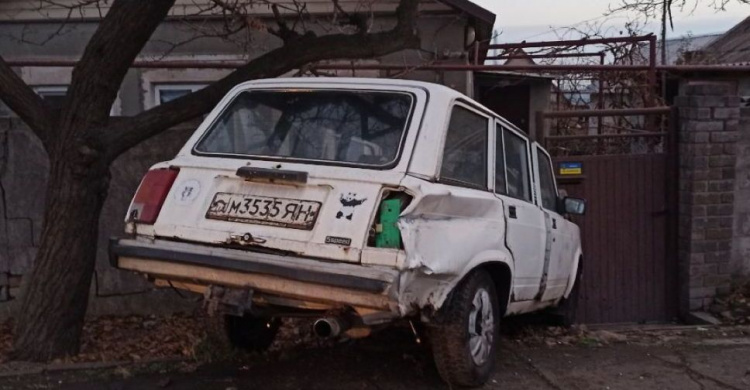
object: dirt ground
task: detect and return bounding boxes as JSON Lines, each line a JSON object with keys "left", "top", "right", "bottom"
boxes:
{"left": 1, "top": 319, "right": 749, "bottom": 390}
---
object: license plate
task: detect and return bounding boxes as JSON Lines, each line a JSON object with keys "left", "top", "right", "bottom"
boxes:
{"left": 206, "top": 192, "right": 321, "bottom": 230}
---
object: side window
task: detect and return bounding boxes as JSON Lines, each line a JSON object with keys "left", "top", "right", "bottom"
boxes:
{"left": 503, "top": 129, "right": 531, "bottom": 201}
{"left": 537, "top": 147, "right": 558, "bottom": 211}
{"left": 495, "top": 125, "right": 507, "bottom": 194}
{"left": 440, "top": 106, "right": 488, "bottom": 189}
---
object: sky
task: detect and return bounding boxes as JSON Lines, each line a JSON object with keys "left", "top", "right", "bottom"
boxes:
{"left": 470, "top": 0, "right": 750, "bottom": 43}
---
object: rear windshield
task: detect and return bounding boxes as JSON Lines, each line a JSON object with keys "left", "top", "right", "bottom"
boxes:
{"left": 194, "top": 90, "right": 414, "bottom": 167}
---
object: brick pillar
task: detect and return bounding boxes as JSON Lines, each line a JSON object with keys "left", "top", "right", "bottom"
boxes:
{"left": 676, "top": 82, "right": 740, "bottom": 314}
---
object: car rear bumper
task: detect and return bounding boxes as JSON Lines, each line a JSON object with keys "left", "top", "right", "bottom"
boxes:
{"left": 109, "top": 238, "right": 402, "bottom": 316}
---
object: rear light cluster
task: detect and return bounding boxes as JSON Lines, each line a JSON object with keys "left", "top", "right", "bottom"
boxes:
{"left": 129, "top": 168, "right": 179, "bottom": 225}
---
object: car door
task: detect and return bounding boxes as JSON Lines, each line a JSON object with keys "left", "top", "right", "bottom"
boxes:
{"left": 532, "top": 145, "right": 575, "bottom": 301}
{"left": 495, "top": 123, "right": 546, "bottom": 301}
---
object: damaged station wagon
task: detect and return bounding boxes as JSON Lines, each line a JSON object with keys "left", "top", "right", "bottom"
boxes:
{"left": 110, "top": 78, "right": 585, "bottom": 388}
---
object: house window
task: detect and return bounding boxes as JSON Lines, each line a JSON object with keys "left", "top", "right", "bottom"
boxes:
{"left": 33, "top": 86, "right": 121, "bottom": 115}
{"left": 34, "top": 86, "right": 68, "bottom": 111}
{"left": 155, "top": 84, "right": 206, "bottom": 105}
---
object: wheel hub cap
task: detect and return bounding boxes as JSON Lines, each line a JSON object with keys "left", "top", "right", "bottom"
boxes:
{"left": 468, "top": 288, "right": 494, "bottom": 366}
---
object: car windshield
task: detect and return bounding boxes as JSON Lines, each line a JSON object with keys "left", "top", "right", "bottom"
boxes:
{"left": 194, "top": 90, "right": 414, "bottom": 166}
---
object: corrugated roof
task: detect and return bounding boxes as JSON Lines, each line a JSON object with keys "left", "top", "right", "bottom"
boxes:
{"left": 702, "top": 15, "right": 750, "bottom": 64}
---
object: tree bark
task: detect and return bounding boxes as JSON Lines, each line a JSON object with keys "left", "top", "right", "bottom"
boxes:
{"left": 8, "top": 0, "right": 175, "bottom": 361}
{"left": 103, "top": 0, "right": 420, "bottom": 161}
{"left": 12, "top": 155, "right": 110, "bottom": 361}
{"left": 3, "top": 0, "right": 419, "bottom": 361}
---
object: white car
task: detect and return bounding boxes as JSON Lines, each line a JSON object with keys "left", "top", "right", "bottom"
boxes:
{"left": 111, "top": 78, "right": 585, "bottom": 388}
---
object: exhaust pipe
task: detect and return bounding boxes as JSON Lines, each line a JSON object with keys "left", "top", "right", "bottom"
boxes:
{"left": 313, "top": 317, "right": 346, "bottom": 338}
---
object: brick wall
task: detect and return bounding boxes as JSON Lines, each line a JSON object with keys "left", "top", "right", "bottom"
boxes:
{"left": 676, "top": 82, "right": 741, "bottom": 313}
{"left": 732, "top": 105, "right": 750, "bottom": 274}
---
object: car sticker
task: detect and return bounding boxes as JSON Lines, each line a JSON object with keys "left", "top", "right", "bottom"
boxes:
{"left": 336, "top": 193, "right": 367, "bottom": 221}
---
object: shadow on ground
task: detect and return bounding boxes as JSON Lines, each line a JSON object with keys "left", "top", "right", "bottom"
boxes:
{"left": 4, "top": 315, "right": 750, "bottom": 390}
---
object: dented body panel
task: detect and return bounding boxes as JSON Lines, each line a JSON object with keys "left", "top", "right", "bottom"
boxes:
{"left": 112, "top": 78, "right": 583, "bottom": 323}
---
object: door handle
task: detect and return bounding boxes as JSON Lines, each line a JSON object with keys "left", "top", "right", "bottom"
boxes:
{"left": 552, "top": 218, "right": 557, "bottom": 229}
{"left": 508, "top": 206, "right": 517, "bottom": 219}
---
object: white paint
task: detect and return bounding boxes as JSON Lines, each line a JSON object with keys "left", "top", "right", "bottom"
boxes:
{"left": 123, "top": 78, "right": 583, "bottom": 321}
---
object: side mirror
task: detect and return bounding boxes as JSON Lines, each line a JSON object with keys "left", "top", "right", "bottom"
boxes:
{"left": 558, "top": 197, "right": 586, "bottom": 216}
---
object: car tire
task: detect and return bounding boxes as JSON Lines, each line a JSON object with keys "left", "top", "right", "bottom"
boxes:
{"left": 555, "top": 263, "right": 582, "bottom": 326}
{"left": 429, "top": 269, "right": 500, "bottom": 388}
{"left": 224, "top": 314, "right": 281, "bottom": 352}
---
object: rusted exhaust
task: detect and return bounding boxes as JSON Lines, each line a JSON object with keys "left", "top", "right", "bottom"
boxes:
{"left": 313, "top": 317, "right": 347, "bottom": 338}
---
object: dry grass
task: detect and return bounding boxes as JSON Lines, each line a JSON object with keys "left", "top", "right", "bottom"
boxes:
{"left": 0, "top": 314, "right": 207, "bottom": 364}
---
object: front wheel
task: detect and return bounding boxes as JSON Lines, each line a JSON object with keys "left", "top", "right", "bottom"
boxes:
{"left": 429, "top": 269, "right": 500, "bottom": 388}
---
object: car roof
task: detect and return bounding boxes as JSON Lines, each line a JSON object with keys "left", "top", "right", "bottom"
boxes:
{"left": 240, "top": 77, "right": 462, "bottom": 96}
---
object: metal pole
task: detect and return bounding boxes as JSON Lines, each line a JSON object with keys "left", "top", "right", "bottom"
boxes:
{"left": 596, "top": 53, "right": 604, "bottom": 134}
{"left": 6, "top": 59, "right": 750, "bottom": 74}
{"left": 648, "top": 35, "right": 658, "bottom": 108}
{"left": 542, "top": 106, "right": 671, "bottom": 118}
{"left": 486, "top": 52, "right": 606, "bottom": 60}
{"left": 484, "top": 35, "right": 654, "bottom": 50}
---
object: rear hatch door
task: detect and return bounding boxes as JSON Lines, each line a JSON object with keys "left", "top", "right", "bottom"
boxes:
{"left": 153, "top": 159, "right": 402, "bottom": 263}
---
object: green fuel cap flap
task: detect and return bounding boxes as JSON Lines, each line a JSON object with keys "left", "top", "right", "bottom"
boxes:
{"left": 375, "top": 198, "right": 401, "bottom": 248}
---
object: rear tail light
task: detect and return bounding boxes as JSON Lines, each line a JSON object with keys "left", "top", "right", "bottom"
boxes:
{"left": 128, "top": 168, "right": 179, "bottom": 224}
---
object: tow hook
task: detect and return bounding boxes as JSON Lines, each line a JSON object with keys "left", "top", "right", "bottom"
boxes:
{"left": 226, "top": 233, "right": 267, "bottom": 246}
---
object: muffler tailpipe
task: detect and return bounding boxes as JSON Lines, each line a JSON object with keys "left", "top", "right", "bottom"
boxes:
{"left": 313, "top": 317, "right": 348, "bottom": 338}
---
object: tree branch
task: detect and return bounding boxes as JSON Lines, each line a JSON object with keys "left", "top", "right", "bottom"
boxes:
{"left": 102, "top": 0, "right": 420, "bottom": 161}
{"left": 268, "top": 3, "right": 301, "bottom": 42}
{"left": 58, "top": 0, "right": 175, "bottom": 138}
{"left": 0, "top": 56, "right": 54, "bottom": 148}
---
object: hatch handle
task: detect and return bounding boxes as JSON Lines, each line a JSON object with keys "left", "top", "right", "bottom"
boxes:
{"left": 235, "top": 166, "right": 308, "bottom": 185}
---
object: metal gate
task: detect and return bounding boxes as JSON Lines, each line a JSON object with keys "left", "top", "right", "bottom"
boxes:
{"left": 544, "top": 108, "right": 679, "bottom": 324}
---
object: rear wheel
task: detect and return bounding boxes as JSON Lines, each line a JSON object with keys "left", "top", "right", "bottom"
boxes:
{"left": 224, "top": 314, "right": 281, "bottom": 352}
{"left": 429, "top": 270, "right": 500, "bottom": 388}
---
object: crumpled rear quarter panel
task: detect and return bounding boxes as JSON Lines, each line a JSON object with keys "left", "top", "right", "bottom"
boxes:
{"left": 394, "top": 176, "right": 512, "bottom": 314}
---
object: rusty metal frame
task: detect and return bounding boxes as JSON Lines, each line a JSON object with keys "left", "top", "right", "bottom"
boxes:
{"left": 5, "top": 61, "right": 750, "bottom": 73}
{"left": 540, "top": 106, "right": 672, "bottom": 153}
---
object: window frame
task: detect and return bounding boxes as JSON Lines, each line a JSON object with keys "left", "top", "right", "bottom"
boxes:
{"left": 33, "top": 85, "right": 68, "bottom": 99}
{"left": 437, "top": 101, "right": 492, "bottom": 191}
{"left": 499, "top": 124, "right": 534, "bottom": 203}
{"left": 190, "top": 88, "right": 418, "bottom": 170}
{"left": 493, "top": 120, "right": 508, "bottom": 195}
{"left": 533, "top": 144, "right": 560, "bottom": 212}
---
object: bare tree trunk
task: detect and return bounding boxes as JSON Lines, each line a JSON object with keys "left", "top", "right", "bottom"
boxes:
{"left": 0, "top": 0, "right": 419, "bottom": 361}
{"left": 12, "top": 154, "right": 110, "bottom": 360}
